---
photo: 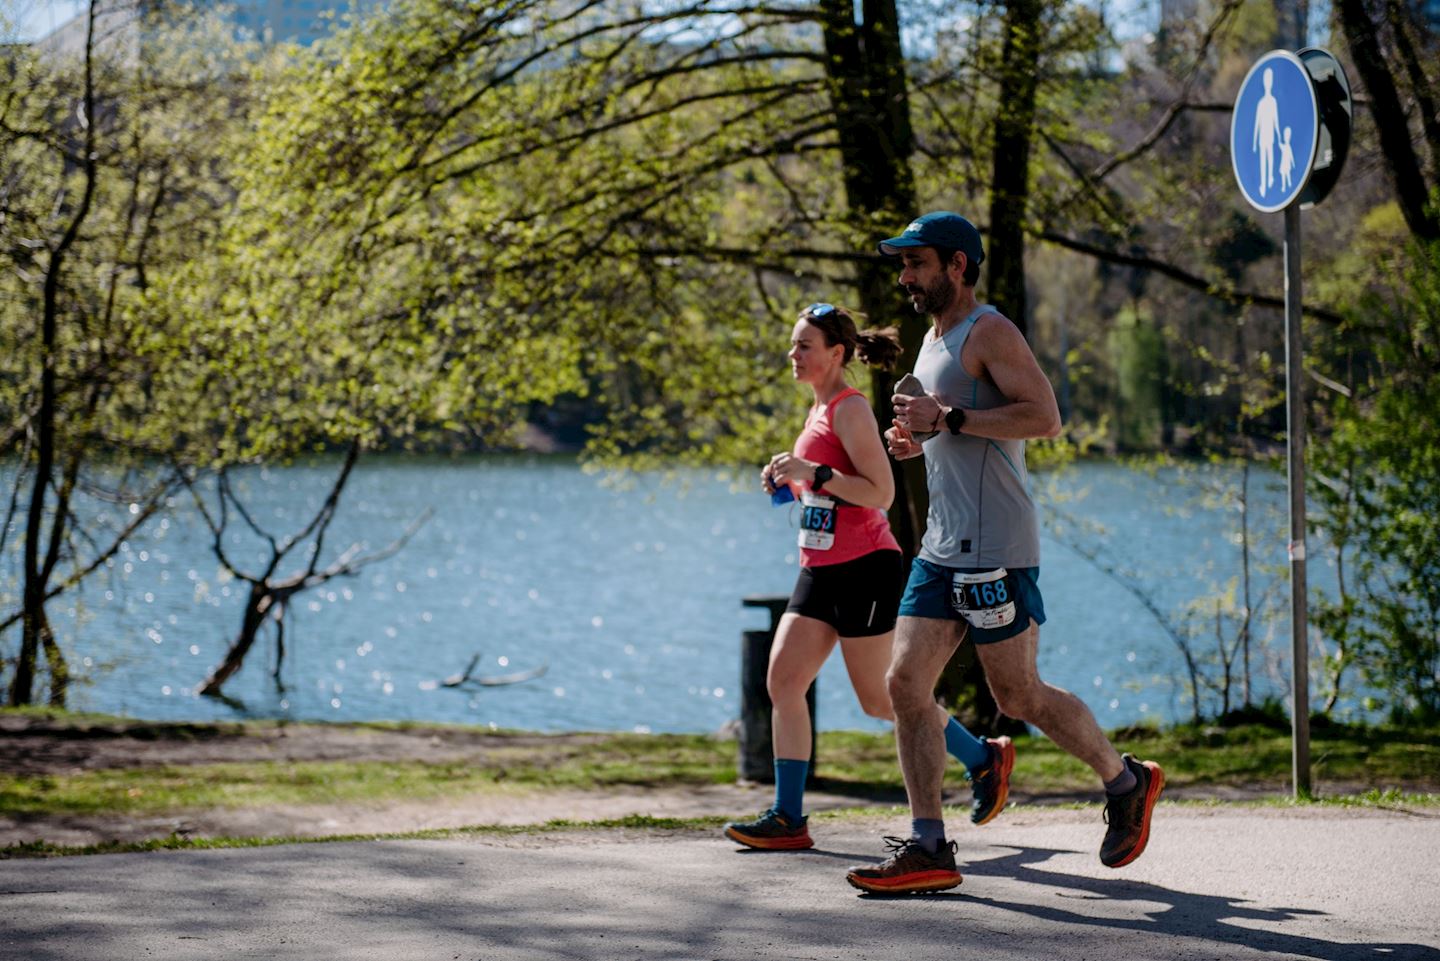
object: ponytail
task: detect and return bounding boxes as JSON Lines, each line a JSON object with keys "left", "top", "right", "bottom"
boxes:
{"left": 855, "top": 327, "right": 902, "bottom": 370}
{"left": 799, "top": 305, "right": 903, "bottom": 370}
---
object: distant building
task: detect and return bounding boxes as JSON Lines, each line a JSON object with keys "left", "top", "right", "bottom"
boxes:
{"left": 1159, "top": 0, "right": 1199, "bottom": 30}
{"left": 32, "top": 1, "right": 142, "bottom": 60}
{"left": 230, "top": 0, "right": 376, "bottom": 46}
{"left": 34, "top": 0, "right": 378, "bottom": 61}
{"left": 1272, "top": 0, "right": 1308, "bottom": 49}
{"left": 1156, "top": 0, "right": 1308, "bottom": 54}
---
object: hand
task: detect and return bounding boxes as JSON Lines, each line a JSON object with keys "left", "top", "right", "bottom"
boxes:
{"left": 760, "top": 462, "right": 778, "bottom": 494}
{"left": 892, "top": 390, "right": 943, "bottom": 434}
{"left": 885, "top": 419, "right": 923, "bottom": 460}
{"left": 767, "top": 452, "right": 814, "bottom": 488}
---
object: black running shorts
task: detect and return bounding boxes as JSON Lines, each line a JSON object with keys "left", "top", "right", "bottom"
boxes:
{"left": 785, "top": 549, "right": 905, "bottom": 638}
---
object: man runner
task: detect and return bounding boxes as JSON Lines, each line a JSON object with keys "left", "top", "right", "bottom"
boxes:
{"left": 845, "top": 212, "right": 1164, "bottom": 894}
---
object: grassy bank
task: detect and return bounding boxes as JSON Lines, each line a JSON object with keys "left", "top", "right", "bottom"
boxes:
{"left": 4, "top": 710, "right": 1438, "bottom": 820}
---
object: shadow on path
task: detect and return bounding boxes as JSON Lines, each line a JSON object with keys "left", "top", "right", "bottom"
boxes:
{"left": 951, "top": 843, "right": 1439, "bottom": 961}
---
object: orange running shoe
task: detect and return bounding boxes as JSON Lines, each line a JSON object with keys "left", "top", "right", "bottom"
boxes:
{"left": 1100, "top": 754, "right": 1165, "bottom": 867}
{"left": 846, "top": 836, "right": 962, "bottom": 894}
{"left": 723, "top": 808, "right": 813, "bottom": 850}
{"left": 970, "top": 735, "right": 1015, "bottom": 825}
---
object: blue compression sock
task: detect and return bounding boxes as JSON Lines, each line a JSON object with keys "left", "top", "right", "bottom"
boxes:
{"left": 773, "top": 758, "right": 809, "bottom": 822}
{"left": 944, "top": 715, "right": 992, "bottom": 775}
{"left": 911, "top": 818, "right": 947, "bottom": 854}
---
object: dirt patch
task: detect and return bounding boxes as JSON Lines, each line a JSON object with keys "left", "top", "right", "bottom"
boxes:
{"left": 0, "top": 715, "right": 614, "bottom": 776}
{"left": 4, "top": 715, "right": 1433, "bottom": 850}
{"left": 1, "top": 716, "right": 875, "bottom": 848}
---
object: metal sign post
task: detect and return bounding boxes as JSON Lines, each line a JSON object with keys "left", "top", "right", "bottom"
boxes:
{"left": 1282, "top": 203, "right": 1310, "bottom": 796}
{"left": 1231, "top": 48, "right": 1350, "bottom": 799}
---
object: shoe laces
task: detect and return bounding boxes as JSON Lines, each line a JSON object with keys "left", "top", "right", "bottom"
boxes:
{"left": 760, "top": 806, "right": 803, "bottom": 827}
{"left": 1102, "top": 788, "right": 1136, "bottom": 825}
{"left": 879, "top": 835, "right": 955, "bottom": 858}
{"left": 879, "top": 835, "right": 916, "bottom": 855}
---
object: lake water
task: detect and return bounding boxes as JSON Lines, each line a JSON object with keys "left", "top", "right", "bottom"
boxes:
{"left": 6, "top": 456, "right": 1341, "bottom": 732}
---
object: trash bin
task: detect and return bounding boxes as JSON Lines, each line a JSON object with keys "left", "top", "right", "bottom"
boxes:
{"left": 738, "top": 595, "right": 816, "bottom": 783}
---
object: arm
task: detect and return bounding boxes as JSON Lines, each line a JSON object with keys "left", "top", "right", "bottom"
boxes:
{"left": 768, "top": 396, "right": 896, "bottom": 509}
{"left": 822, "top": 394, "right": 896, "bottom": 509}
{"left": 891, "top": 314, "right": 1061, "bottom": 441}
{"left": 955, "top": 314, "right": 1062, "bottom": 440}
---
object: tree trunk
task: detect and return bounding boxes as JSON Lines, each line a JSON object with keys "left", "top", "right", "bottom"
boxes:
{"left": 817, "top": 0, "right": 1010, "bottom": 731}
{"left": 1336, "top": 0, "right": 1439, "bottom": 241}
{"left": 198, "top": 582, "right": 272, "bottom": 697}
{"left": 11, "top": 221, "right": 62, "bottom": 711}
{"left": 987, "top": 0, "right": 1044, "bottom": 338}
{"left": 9, "top": 3, "right": 98, "bottom": 708}
{"left": 42, "top": 623, "right": 69, "bottom": 707}
{"left": 817, "top": 0, "right": 925, "bottom": 550}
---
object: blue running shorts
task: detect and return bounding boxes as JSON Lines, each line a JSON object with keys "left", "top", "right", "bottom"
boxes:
{"left": 898, "top": 556, "right": 1045, "bottom": 644}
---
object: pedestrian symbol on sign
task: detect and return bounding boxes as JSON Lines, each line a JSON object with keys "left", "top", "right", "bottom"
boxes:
{"left": 1231, "top": 51, "right": 1318, "bottom": 213}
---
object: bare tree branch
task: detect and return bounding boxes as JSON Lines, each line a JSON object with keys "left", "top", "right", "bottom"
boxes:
{"left": 440, "top": 652, "right": 548, "bottom": 689}
{"left": 0, "top": 473, "right": 182, "bottom": 635}
{"left": 1036, "top": 229, "right": 1346, "bottom": 325}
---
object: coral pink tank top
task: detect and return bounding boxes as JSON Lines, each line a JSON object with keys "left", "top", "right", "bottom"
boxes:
{"left": 791, "top": 387, "right": 902, "bottom": 568}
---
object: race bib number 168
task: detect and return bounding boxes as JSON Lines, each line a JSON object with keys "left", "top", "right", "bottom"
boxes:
{"left": 949, "top": 568, "right": 1017, "bottom": 630}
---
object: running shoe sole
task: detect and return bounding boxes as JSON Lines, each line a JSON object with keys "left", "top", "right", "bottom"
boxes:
{"left": 1106, "top": 760, "right": 1165, "bottom": 868}
{"left": 973, "top": 735, "right": 1015, "bottom": 826}
{"left": 724, "top": 825, "right": 814, "bottom": 850}
{"left": 845, "top": 870, "right": 963, "bottom": 894}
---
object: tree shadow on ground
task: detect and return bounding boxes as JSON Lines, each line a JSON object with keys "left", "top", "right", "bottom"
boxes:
{"left": 929, "top": 843, "right": 1440, "bottom": 961}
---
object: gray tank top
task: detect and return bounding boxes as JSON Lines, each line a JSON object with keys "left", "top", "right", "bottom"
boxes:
{"left": 911, "top": 304, "right": 1040, "bottom": 569}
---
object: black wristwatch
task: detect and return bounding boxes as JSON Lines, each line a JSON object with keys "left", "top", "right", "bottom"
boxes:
{"left": 944, "top": 406, "right": 967, "bottom": 435}
{"left": 812, "top": 464, "right": 834, "bottom": 491}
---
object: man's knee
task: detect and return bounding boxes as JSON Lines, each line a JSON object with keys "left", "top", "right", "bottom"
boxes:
{"left": 989, "top": 677, "right": 1044, "bottom": 722}
{"left": 886, "top": 664, "right": 936, "bottom": 716}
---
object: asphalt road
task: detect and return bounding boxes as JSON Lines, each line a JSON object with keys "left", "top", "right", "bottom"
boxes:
{"left": 3, "top": 806, "right": 1438, "bottom": 961}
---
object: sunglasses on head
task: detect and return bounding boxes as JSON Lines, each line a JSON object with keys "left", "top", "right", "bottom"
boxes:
{"left": 805, "top": 302, "right": 837, "bottom": 317}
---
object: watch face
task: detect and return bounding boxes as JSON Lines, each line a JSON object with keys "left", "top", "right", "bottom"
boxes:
{"left": 946, "top": 408, "right": 965, "bottom": 433}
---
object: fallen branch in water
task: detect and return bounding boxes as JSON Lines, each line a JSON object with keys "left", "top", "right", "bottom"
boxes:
{"left": 441, "top": 653, "right": 548, "bottom": 689}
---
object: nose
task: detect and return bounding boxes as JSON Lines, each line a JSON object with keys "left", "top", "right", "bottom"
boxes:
{"left": 898, "top": 266, "right": 915, "bottom": 286}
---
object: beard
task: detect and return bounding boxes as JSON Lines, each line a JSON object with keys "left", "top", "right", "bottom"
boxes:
{"left": 907, "top": 272, "right": 957, "bottom": 315}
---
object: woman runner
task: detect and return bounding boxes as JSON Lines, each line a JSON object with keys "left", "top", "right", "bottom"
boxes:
{"left": 723, "top": 303, "right": 1013, "bottom": 850}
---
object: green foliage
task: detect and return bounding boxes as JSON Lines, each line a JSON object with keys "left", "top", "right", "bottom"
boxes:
{"left": 10, "top": 0, "right": 1435, "bottom": 725}
{"left": 133, "top": 0, "right": 863, "bottom": 466}
{"left": 0, "top": 19, "right": 241, "bottom": 462}
{"left": 1, "top": 9, "right": 266, "bottom": 703}
{"left": 1106, "top": 304, "right": 1166, "bottom": 449}
{"left": 1310, "top": 237, "right": 1440, "bottom": 722}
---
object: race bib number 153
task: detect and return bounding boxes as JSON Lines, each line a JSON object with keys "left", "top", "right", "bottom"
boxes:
{"left": 798, "top": 492, "right": 837, "bottom": 551}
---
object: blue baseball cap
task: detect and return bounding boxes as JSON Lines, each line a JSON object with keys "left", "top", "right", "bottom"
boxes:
{"left": 877, "top": 211, "right": 985, "bottom": 266}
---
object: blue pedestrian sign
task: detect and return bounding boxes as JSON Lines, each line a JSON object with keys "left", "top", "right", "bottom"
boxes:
{"left": 1231, "top": 51, "right": 1319, "bottom": 213}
